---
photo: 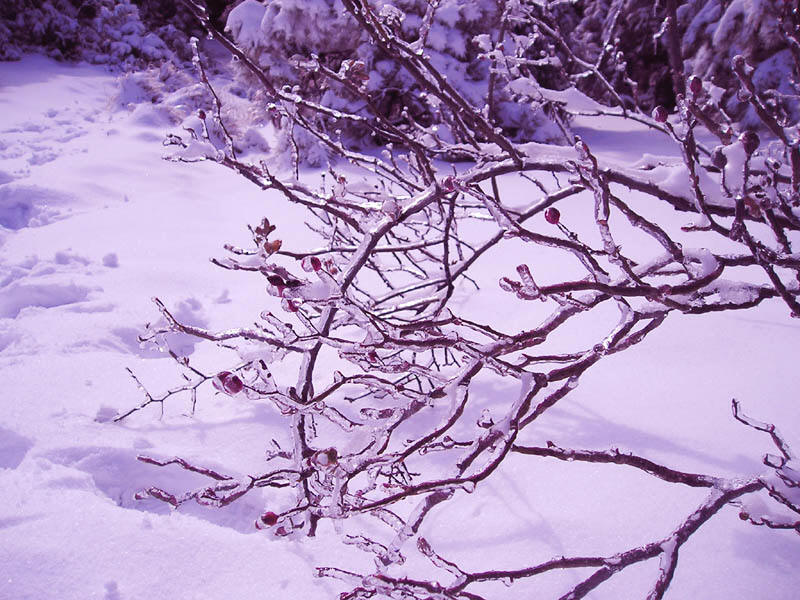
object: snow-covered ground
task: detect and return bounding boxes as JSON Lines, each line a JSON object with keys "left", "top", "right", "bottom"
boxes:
{"left": 0, "top": 55, "right": 798, "bottom": 599}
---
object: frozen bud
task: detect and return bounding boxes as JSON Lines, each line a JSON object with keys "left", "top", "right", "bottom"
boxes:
{"left": 198, "top": 109, "right": 206, "bottom": 120}
{"left": 574, "top": 139, "right": 590, "bottom": 160}
{"left": 720, "top": 126, "right": 733, "bottom": 145}
{"left": 688, "top": 75, "right": 702, "bottom": 96}
{"left": 281, "top": 298, "right": 300, "bottom": 313}
{"left": 417, "top": 537, "right": 432, "bottom": 555}
{"left": 499, "top": 277, "right": 519, "bottom": 292}
{"left": 381, "top": 198, "right": 400, "bottom": 218}
{"left": 260, "top": 511, "right": 279, "bottom": 527}
{"left": 743, "top": 196, "right": 762, "bottom": 218}
{"left": 301, "top": 256, "right": 322, "bottom": 272}
{"left": 442, "top": 175, "right": 456, "bottom": 192}
{"left": 255, "top": 218, "right": 277, "bottom": 238}
{"left": 766, "top": 158, "right": 781, "bottom": 170}
{"left": 739, "top": 130, "right": 760, "bottom": 155}
{"left": 710, "top": 146, "right": 727, "bottom": 169}
{"left": 651, "top": 105, "right": 668, "bottom": 123}
{"left": 213, "top": 371, "right": 244, "bottom": 395}
{"left": 736, "top": 88, "right": 752, "bottom": 103}
{"left": 544, "top": 207, "right": 561, "bottom": 224}
{"left": 732, "top": 55, "right": 746, "bottom": 71}
{"left": 262, "top": 239, "right": 282, "bottom": 255}
{"left": 266, "top": 275, "right": 286, "bottom": 297}
{"left": 324, "top": 258, "right": 339, "bottom": 275}
{"left": 313, "top": 447, "right": 338, "bottom": 468}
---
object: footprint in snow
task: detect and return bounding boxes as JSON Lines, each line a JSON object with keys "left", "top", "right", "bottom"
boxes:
{"left": 0, "top": 250, "right": 122, "bottom": 328}
{"left": 0, "top": 426, "right": 34, "bottom": 470}
{"left": 104, "top": 582, "right": 122, "bottom": 600}
{"left": 110, "top": 297, "right": 208, "bottom": 358}
{"left": 0, "top": 252, "right": 100, "bottom": 319}
{"left": 43, "top": 445, "right": 264, "bottom": 533}
{"left": 0, "top": 183, "right": 78, "bottom": 230}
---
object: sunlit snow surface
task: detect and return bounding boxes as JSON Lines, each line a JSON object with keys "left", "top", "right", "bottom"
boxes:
{"left": 0, "top": 55, "right": 798, "bottom": 599}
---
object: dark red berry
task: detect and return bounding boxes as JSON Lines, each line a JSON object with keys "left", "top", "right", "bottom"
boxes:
{"left": 710, "top": 146, "right": 727, "bottom": 169}
{"left": 688, "top": 75, "right": 702, "bottom": 96}
{"left": 652, "top": 106, "right": 668, "bottom": 123}
{"left": 224, "top": 374, "right": 243, "bottom": 395}
{"left": 544, "top": 207, "right": 561, "bottom": 225}
{"left": 198, "top": 109, "right": 206, "bottom": 120}
{"left": 260, "top": 511, "right": 279, "bottom": 526}
{"left": 739, "top": 130, "right": 760, "bottom": 155}
{"left": 213, "top": 371, "right": 244, "bottom": 395}
{"left": 301, "top": 256, "right": 322, "bottom": 272}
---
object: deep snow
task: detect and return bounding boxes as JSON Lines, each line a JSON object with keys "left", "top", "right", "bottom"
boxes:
{"left": 0, "top": 54, "right": 798, "bottom": 599}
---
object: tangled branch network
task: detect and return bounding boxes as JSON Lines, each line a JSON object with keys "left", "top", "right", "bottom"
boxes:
{"left": 115, "top": 1, "right": 800, "bottom": 598}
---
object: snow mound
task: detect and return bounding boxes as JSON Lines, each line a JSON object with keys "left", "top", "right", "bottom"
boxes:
{"left": 0, "top": 426, "right": 34, "bottom": 470}
{"left": 0, "top": 281, "right": 93, "bottom": 318}
{"left": 0, "top": 184, "right": 78, "bottom": 230}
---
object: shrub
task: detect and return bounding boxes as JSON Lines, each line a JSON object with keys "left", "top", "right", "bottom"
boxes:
{"left": 119, "top": 1, "right": 800, "bottom": 598}
{"left": 0, "top": 0, "right": 201, "bottom": 66}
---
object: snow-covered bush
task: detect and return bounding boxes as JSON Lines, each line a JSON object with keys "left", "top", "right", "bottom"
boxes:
{"left": 681, "top": 0, "right": 799, "bottom": 125}
{"left": 214, "top": 0, "right": 798, "bottom": 165}
{"left": 0, "top": 0, "right": 196, "bottom": 67}
{"left": 118, "top": 1, "right": 800, "bottom": 598}
{"left": 569, "top": 0, "right": 675, "bottom": 109}
{"left": 221, "top": 0, "right": 567, "bottom": 164}
{"left": 524, "top": 0, "right": 798, "bottom": 121}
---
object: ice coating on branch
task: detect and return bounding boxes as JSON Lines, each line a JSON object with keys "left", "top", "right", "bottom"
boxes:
{"left": 683, "top": 248, "right": 719, "bottom": 279}
{"left": 707, "top": 281, "right": 761, "bottom": 304}
{"left": 514, "top": 81, "right": 607, "bottom": 112}
{"left": 490, "top": 372, "right": 535, "bottom": 438}
{"left": 169, "top": 139, "right": 221, "bottom": 162}
{"left": 723, "top": 141, "right": 748, "bottom": 191}
{"left": 658, "top": 536, "right": 678, "bottom": 572}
